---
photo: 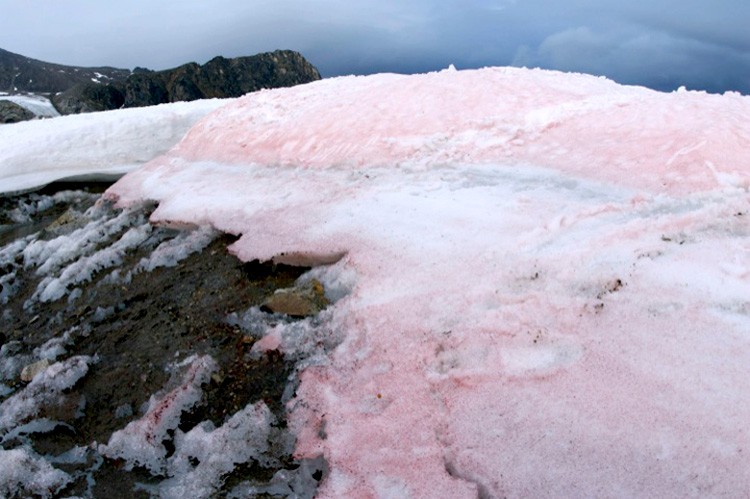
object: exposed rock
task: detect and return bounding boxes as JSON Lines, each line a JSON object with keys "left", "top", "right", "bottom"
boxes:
{"left": 261, "top": 279, "right": 330, "bottom": 317}
{"left": 53, "top": 50, "right": 321, "bottom": 114}
{"left": 0, "top": 47, "right": 131, "bottom": 94}
{"left": 51, "top": 81, "right": 126, "bottom": 114}
{"left": 0, "top": 99, "right": 35, "bottom": 123}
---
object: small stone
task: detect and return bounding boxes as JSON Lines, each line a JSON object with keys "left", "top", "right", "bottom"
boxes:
{"left": 114, "top": 404, "right": 133, "bottom": 419}
{"left": 20, "top": 358, "right": 50, "bottom": 382}
{"left": 45, "top": 208, "right": 86, "bottom": 235}
{"left": 261, "top": 279, "right": 330, "bottom": 317}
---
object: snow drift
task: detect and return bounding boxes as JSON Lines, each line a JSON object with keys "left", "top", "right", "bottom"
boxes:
{"left": 0, "top": 94, "right": 60, "bottom": 118}
{"left": 0, "top": 99, "right": 230, "bottom": 195}
{"left": 97, "top": 67, "right": 750, "bottom": 496}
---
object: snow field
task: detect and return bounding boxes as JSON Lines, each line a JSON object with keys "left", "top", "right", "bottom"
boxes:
{"left": 0, "top": 64, "right": 747, "bottom": 497}
{"left": 108, "top": 66, "right": 750, "bottom": 497}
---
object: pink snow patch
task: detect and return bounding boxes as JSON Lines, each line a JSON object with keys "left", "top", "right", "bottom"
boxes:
{"left": 107, "top": 67, "right": 750, "bottom": 497}
{"left": 113, "top": 66, "right": 750, "bottom": 201}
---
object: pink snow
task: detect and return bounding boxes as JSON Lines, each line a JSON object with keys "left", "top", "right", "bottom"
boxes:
{"left": 107, "top": 67, "right": 750, "bottom": 497}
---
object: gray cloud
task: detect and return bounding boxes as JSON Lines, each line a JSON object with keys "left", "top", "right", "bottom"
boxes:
{"left": 0, "top": 0, "right": 747, "bottom": 94}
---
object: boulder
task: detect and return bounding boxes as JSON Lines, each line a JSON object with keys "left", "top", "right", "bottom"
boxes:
{"left": 261, "top": 279, "right": 330, "bottom": 317}
{"left": 0, "top": 100, "right": 35, "bottom": 123}
{"left": 52, "top": 81, "right": 126, "bottom": 114}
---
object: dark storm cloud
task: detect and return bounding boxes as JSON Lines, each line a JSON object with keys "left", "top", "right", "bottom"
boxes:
{"left": 0, "top": 0, "right": 747, "bottom": 93}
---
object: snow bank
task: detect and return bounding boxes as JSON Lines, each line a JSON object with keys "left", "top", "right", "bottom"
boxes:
{"left": 0, "top": 94, "right": 60, "bottom": 118}
{"left": 0, "top": 98, "right": 230, "bottom": 195}
{"left": 101, "top": 67, "right": 750, "bottom": 496}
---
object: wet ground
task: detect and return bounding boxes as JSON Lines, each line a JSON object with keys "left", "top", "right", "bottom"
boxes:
{"left": 0, "top": 183, "right": 329, "bottom": 498}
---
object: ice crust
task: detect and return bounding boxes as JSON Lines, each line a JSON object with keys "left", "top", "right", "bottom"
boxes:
{"left": 19, "top": 203, "right": 151, "bottom": 305}
{"left": 100, "top": 355, "right": 297, "bottom": 498}
{"left": 0, "top": 94, "right": 61, "bottom": 118}
{"left": 156, "top": 401, "right": 277, "bottom": 498}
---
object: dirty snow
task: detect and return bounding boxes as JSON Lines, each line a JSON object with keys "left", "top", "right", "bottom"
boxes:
{"left": 100, "top": 355, "right": 218, "bottom": 474}
{"left": 107, "top": 66, "right": 750, "bottom": 497}
{"left": 0, "top": 447, "right": 71, "bottom": 497}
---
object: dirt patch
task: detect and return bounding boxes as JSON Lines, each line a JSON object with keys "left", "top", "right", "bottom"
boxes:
{"left": 0, "top": 185, "right": 329, "bottom": 497}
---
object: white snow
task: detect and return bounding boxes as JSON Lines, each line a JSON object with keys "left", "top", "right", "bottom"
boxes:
{"left": 0, "top": 98, "right": 231, "bottom": 195}
{"left": 100, "top": 355, "right": 218, "bottom": 474}
{"left": 0, "top": 94, "right": 60, "bottom": 118}
{"left": 0, "top": 447, "right": 71, "bottom": 498}
{"left": 0, "top": 356, "right": 92, "bottom": 436}
{"left": 132, "top": 225, "right": 217, "bottom": 274}
{"left": 156, "top": 401, "right": 277, "bottom": 499}
{"left": 20, "top": 203, "right": 151, "bottom": 305}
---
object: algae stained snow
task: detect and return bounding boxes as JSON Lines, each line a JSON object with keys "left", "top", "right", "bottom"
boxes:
{"left": 1, "top": 65, "right": 749, "bottom": 497}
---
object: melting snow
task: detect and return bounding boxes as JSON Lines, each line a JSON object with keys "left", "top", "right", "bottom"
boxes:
{"left": 0, "top": 65, "right": 748, "bottom": 497}
{"left": 106, "top": 66, "right": 750, "bottom": 497}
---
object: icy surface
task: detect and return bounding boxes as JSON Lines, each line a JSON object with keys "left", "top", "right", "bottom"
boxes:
{"left": 105, "top": 66, "right": 750, "bottom": 497}
{"left": 21, "top": 203, "right": 151, "bottom": 305}
{"left": 0, "top": 94, "right": 60, "bottom": 118}
{"left": 0, "top": 98, "right": 230, "bottom": 194}
{"left": 132, "top": 225, "right": 217, "bottom": 274}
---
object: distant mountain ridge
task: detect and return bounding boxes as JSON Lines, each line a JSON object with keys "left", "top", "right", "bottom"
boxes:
{"left": 0, "top": 47, "right": 131, "bottom": 93}
{"left": 0, "top": 47, "right": 321, "bottom": 118}
{"left": 53, "top": 50, "right": 321, "bottom": 114}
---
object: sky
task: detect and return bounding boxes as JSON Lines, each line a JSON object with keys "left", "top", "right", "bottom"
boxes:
{"left": 0, "top": 0, "right": 749, "bottom": 94}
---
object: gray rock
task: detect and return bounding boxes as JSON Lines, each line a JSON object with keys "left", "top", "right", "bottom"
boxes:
{"left": 51, "top": 82, "right": 125, "bottom": 114}
{"left": 0, "top": 100, "right": 35, "bottom": 123}
{"left": 1, "top": 47, "right": 131, "bottom": 94}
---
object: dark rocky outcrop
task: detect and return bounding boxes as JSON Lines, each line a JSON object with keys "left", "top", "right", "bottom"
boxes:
{"left": 51, "top": 81, "right": 126, "bottom": 115}
{"left": 0, "top": 99, "right": 35, "bottom": 123}
{"left": 0, "top": 47, "right": 131, "bottom": 94}
{"left": 52, "top": 50, "right": 321, "bottom": 114}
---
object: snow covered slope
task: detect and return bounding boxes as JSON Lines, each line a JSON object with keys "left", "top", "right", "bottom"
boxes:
{"left": 106, "top": 67, "right": 750, "bottom": 497}
{"left": 0, "top": 98, "right": 230, "bottom": 195}
{"left": 0, "top": 94, "right": 60, "bottom": 118}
